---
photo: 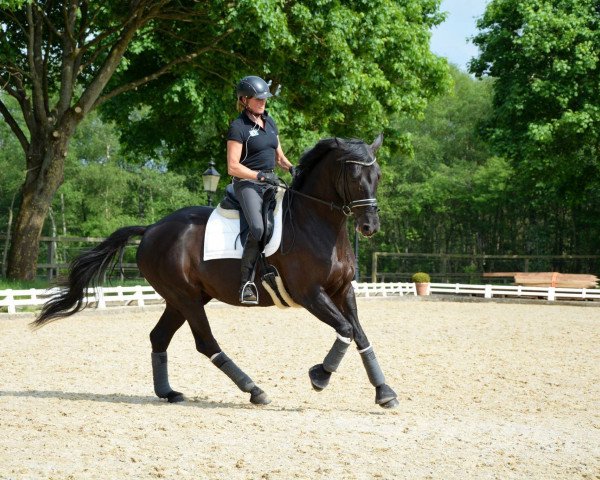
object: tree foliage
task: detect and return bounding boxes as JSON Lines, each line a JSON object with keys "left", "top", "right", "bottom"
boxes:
{"left": 470, "top": 0, "right": 600, "bottom": 204}
{"left": 469, "top": 0, "right": 600, "bottom": 256}
{"left": 0, "top": 0, "right": 450, "bottom": 279}
{"left": 357, "top": 66, "right": 518, "bottom": 276}
{"left": 58, "top": 112, "right": 199, "bottom": 237}
{"left": 100, "top": 0, "right": 451, "bottom": 171}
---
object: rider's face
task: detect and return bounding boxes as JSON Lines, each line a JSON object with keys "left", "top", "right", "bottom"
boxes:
{"left": 245, "top": 96, "right": 267, "bottom": 114}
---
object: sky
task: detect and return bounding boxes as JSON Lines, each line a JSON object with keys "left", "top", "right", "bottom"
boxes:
{"left": 430, "top": 0, "right": 490, "bottom": 71}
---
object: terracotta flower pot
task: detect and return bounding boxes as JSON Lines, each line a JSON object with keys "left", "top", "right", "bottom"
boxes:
{"left": 415, "top": 282, "right": 430, "bottom": 296}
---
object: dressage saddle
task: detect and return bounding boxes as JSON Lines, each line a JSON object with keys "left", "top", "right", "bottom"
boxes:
{"left": 219, "top": 183, "right": 277, "bottom": 248}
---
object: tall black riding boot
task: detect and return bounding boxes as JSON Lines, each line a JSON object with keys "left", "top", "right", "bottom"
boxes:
{"left": 239, "top": 239, "right": 260, "bottom": 304}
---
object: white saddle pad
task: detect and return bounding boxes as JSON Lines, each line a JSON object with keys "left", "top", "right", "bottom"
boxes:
{"left": 203, "top": 186, "right": 284, "bottom": 261}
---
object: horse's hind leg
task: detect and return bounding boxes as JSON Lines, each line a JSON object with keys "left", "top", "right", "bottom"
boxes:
{"left": 150, "top": 304, "right": 186, "bottom": 403}
{"left": 179, "top": 299, "right": 271, "bottom": 405}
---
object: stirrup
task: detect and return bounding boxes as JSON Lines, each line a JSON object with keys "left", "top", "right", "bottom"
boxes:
{"left": 240, "top": 281, "right": 259, "bottom": 305}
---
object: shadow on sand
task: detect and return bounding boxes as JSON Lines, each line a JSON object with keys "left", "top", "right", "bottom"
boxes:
{"left": 0, "top": 389, "right": 305, "bottom": 412}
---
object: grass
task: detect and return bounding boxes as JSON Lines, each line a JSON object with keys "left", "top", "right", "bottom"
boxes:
{"left": 0, "top": 279, "right": 52, "bottom": 290}
{"left": 0, "top": 277, "right": 148, "bottom": 291}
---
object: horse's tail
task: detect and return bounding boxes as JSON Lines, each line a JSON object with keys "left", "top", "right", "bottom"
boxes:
{"left": 31, "top": 226, "right": 147, "bottom": 329}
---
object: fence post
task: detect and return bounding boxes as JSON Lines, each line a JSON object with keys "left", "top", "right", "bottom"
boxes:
{"left": 547, "top": 287, "right": 555, "bottom": 301}
{"left": 95, "top": 287, "right": 106, "bottom": 309}
{"left": 6, "top": 289, "right": 16, "bottom": 314}
{"left": 371, "top": 252, "right": 378, "bottom": 283}
{"left": 136, "top": 285, "right": 145, "bottom": 307}
{"left": 484, "top": 284, "right": 492, "bottom": 299}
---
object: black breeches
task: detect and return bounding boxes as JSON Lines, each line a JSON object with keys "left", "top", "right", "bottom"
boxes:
{"left": 233, "top": 180, "right": 271, "bottom": 243}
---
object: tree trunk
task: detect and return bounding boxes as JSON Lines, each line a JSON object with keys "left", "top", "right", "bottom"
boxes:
{"left": 6, "top": 139, "right": 67, "bottom": 280}
{"left": 2, "top": 193, "right": 16, "bottom": 278}
{"left": 48, "top": 206, "right": 57, "bottom": 281}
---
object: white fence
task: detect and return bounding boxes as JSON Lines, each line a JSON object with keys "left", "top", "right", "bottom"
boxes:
{"left": 1, "top": 282, "right": 599, "bottom": 314}
{"left": 0, "top": 285, "right": 162, "bottom": 314}
{"left": 429, "top": 282, "right": 600, "bottom": 301}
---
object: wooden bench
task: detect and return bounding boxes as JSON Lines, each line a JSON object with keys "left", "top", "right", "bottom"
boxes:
{"left": 483, "top": 272, "right": 598, "bottom": 289}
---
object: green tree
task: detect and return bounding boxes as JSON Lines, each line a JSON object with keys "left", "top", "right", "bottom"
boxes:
{"left": 0, "top": 1, "right": 232, "bottom": 279}
{"left": 0, "top": 93, "right": 24, "bottom": 276}
{"left": 1, "top": 0, "right": 449, "bottom": 280}
{"left": 469, "top": 0, "right": 600, "bottom": 254}
{"left": 56, "top": 111, "right": 198, "bottom": 237}
{"left": 365, "top": 66, "right": 514, "bottom": 274}
{"left": 102, "top": 0, "right": 452, "bottom": 170}
{"left": 470, "top": 0, "right": 600, "bottom": 206}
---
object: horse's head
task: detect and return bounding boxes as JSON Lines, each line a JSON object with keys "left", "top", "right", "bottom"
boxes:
{"left": 335, "top": 134, "right": 383, "bottom": 237}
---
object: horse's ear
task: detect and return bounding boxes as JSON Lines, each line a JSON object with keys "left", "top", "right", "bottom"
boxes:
{"left": 371, "top": 133, "right": 383, "bottom": 153}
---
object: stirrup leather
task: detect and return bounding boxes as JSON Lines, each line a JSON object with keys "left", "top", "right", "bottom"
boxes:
{"left": 240, "top": 281, "right": 259, "bottom": 305}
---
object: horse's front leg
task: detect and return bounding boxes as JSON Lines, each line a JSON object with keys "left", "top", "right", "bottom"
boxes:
{"left": 342, "top": 287, "right": 399, "bottom": 409}
{"left": 301, "top": 288, "right": 353, "bottom": 392}
{"left": 305, "top": 287, "right": 398, "bottom": 408}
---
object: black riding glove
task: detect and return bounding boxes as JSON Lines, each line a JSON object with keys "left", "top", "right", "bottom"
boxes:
{"left": 289, "top": 166, "right": 297, "bottom": 178}
{"left": 257, "top": 171, "right": 279, "bottom": 186}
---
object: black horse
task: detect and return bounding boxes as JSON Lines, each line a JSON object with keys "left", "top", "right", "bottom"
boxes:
{"left": 33, "top": 134, "right": 399, "bottom": 409}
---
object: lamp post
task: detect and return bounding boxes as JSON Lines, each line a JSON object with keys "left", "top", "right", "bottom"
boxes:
{"left": 202, "top": 160, "right": 221, "bottom": 207}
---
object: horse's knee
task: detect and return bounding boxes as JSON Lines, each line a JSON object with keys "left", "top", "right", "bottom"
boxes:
{"left": 336, "top": 324, "right": 354, "bottom": 341}
{"left": 150, "top": 327, "right": 170, "bottom": 352}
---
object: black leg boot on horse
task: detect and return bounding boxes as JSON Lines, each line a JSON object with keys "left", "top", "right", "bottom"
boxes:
{"left": 239, "top": 237, "right": 261, "bottom": 304}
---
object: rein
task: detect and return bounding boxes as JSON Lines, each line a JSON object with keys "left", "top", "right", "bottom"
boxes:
{"left": 276, "top": 182, "right": 363, "bottom": 216}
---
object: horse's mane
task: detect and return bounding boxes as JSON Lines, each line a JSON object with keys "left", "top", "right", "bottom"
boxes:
{"left": 291, "top": 137, "right": 370, "bottom": 190}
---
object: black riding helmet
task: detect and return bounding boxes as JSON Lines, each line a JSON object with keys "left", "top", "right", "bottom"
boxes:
{"left": 236, "top": 75, "right": 273, "bottom": 100}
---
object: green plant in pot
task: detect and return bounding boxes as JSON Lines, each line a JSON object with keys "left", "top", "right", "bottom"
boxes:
{"left": 411, "top": 272, "right": 431, "bottom": 296}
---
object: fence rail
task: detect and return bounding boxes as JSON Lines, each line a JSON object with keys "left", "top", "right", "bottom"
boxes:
{"left": 0, "top": 285, "right": 162, "bottom": 314}
{"left": 429, "top": 283, "right": 600, "bottom": 301}
{"left": 2, "top": 282, "right": 599, "bottom": 314}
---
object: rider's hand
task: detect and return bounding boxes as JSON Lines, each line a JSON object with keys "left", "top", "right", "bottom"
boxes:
{"left": 257, "top": 171, "right": 279, "bottom": 186}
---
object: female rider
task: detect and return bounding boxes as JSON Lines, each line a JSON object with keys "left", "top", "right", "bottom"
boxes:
{"left": 227, "top": 75, "right": 294, "bottom": 304}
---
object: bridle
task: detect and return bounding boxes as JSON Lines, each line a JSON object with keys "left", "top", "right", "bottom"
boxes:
{"left": 278, "top": 154, "right": 379, "bottom": 217}
{"left": 337, "top": 155, "right": 379, "bottom": 217}
{"left": 278, "top": 148, "right": 379, "bottom": 255}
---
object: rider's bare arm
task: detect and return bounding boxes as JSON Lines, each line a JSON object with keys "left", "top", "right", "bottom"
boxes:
{"left": 276, "top": 137, "right": 294, "bottom": 171}
{"left": 227, "top": 140, "right": 261, "bottom": 180}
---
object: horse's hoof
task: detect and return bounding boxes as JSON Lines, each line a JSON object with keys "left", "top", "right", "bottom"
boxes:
{"left": 166, "top": 391, "right": 185, "bottom": 403}
{"left": 250, "top": 387, "right": 271, "bottom": 405}
{"left": 309, "top": 364, "right": 331, "bottom": 391}
{"left": 375, "top": 384, "right": 397, "bottom": 406}
{"left": 380, "top": 398, "right": 400, "bottom": 409}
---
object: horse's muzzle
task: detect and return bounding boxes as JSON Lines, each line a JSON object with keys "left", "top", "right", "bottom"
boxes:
{"left": 355, "top": 213, "right": 380, "bottom": 237}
